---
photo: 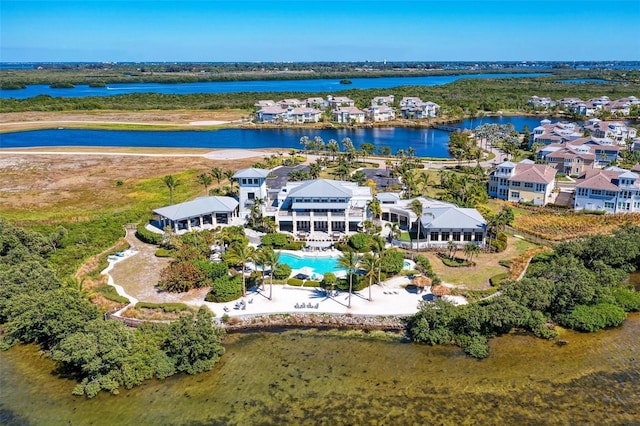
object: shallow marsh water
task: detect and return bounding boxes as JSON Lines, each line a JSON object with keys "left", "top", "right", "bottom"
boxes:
{"left": 1, "top": 314, "right": 639, "bottom": 425}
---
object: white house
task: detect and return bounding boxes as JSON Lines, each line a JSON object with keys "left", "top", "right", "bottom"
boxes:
{"left": 371, "top": 95, "right": 395, "bottom": 106}
{"left": 327, "top": 95, "right": 355, "bottom": 109}
{"left": 264, "top": 179, "right": 372, "bottom": 236}
{"left": 584, "top": 119, "right": 637, "bottom": 145}
{"left": 574, "top": 167, "right": 640, "bottom": 213}
{"left": 332, "top": 106, "right": 366, "bottom": 123}
{"left": 399, "top": 97, "right": 440, "bottom": 119}
{"left": 365, "top": 105, "right": 396, "bottom": 122}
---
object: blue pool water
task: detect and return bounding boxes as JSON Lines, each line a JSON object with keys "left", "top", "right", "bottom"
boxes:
{"left": 279, "top": 252, "right": 344, "bottom": 276}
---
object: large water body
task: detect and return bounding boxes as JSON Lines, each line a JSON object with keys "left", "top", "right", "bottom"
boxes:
{"left": 0, "top": 73, "right": 551, "bottom": 99}
{"left": 0, "top": 116, "right": 554, "bottom": 158}
{"left": 1, "top": 314, "right": 638, "bottom": 425}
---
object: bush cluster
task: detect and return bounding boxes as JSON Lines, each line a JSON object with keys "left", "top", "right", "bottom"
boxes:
{"left": 136, "top": 224, "right": 163, "bottom": 245}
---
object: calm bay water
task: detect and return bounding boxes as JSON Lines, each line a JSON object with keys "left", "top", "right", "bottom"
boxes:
{"left": 0, "top": 116, "right": 554, "bottom": 158}
{"left": 1, "top": 314, "right": 639, "bottom": 425}
{"left": 0, "top": 73, "right": 551, "bottom": 99}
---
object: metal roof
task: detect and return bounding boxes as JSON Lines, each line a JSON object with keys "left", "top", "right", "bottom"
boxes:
{"left": 288, "top": 179, "right": 353, "bottom": 198}
{"left": 153, "top": 196, "right": 238, "bottom": 221}
{"left": 422, "top": 207, "right": 486, "bottom": 230}
{"left": 233, "top": 168, "right": 271, "bottom": 179}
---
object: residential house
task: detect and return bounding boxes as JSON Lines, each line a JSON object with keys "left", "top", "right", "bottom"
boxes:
{"left": 528, "top": 96, "right": 556, "bottom": 109}
{"left": 530, "top": 120, "right": 583, "bottom": 146}
{"left": 287, "top": 107, "right": 322, "bottom": 124}
{"left": 584, "top": 118, "right": 637, "bottom": 145}
{"left": 365, "top": 104, "right": 396, "bottom": 122}
{"left": 327, "top": 95, "right": 355, "bottom": 109}
{"left": 254, "top": 100, "right": 275, "bottom": 108}
{"left": 305, "top": 97, "right": 329, "bottom": 109}
{"left": 376, "top": 194, "right": 486, "bottom": 248}
{"left": 264, "top": 179, "right": 372, "bottom": 235}
{"left": 256, "top": 105, "right": 286, "bottom": 123}
{"left": 332, "top": 106, "right": 366, "bottom": 123}
{"left": 537, "top": 136, "right": 620, "bottom": 173}
{"left": 574, "top": 167, "right": 640, "bottom": 213}
{"left": 399, "top": 97, "right": 440, "bottom": 119}
{"left": 277, "top": 98, "right": 304, "bottom": 109}
{"left": 488, "top": 159, "right": 557, "bottom": 205}
{"left": 371, "top": 95, "right": 395, "bottom": 106}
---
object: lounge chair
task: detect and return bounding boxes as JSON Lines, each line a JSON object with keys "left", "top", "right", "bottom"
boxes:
{"left": 241, "top": 304, "right": 246, "bottom": 310}
{"left": 307, "top": 302, "right": 313, "bottom": 308}
{"left": 314, "top": 303, "right": 319, "bottom": 309}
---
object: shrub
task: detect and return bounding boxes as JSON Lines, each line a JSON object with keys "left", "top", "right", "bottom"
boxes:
{"left": 557, "top": 303, "right": 627, "bottom": 332}
{"left": 205, "top": 274, "right": 242, "bottom": 303}
{"left": 284, "top": 241, "right": 306, "bottom": 251}
{"left": 93, "top": 285, "right": 130, "bottom": 304}
{"left": 135, "top": 302, "right": 189, "bottom": 313}
{"left": 611, "top": 287, "right": 640, "bottom": 312}
{"left": 287, "top": 278, "right": 304, "bottom": 286}
{"left": 349, "top": 233, "right": 373, "bottom": 252}
{"left": 305, "top": 280, "right": 321, "bottom": 287}
{"left": 414, "top": 255, "right": 433, "bottom": 274}
{"left": 455, "top": 333, "right": 490, "bottom": 359}
{"left": 261, "top": 233, "right": 292, "bottom": 248}
{"left": 490, "top": 273, "right": 509, "bottom": 287}
{"left": 441, "top": 256, "right": 472, "bottom": 268}
{"left": 155, "top": 248, "right": 175, "bottom": 258}
{"left": 322, "top": 272, "right": 337, "bottom": 289}
{"left": 380, "top": 249, "right": 404, "bottom": 275}
{"left": 273, "top": 264, "right": 292, "bottom": 280}
{"left": 136, "top": 224, "right": 163, "bottom": 245}
{"left": 196, "top": 260, "right": 229, "bottom": 281}
{"left": 337, "top": 275, "right": 366, "bottom": 291}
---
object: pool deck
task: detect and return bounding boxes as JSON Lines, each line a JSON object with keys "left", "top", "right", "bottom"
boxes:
{"left": 104, "top": 250, "right": 465, "bottom": 321}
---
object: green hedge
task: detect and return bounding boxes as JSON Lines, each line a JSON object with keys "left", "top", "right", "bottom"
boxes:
{"left": 287, "top": 278, "right": 304, "bottom": 286}
{"left": 135, "top": 302, "right": 189, "bottom": 313}
{"left": 136, "top": 224, "right": 163, "bottom": 245}
{"left": 441, "top": 257, "right": 473, "bottom": 268}
{"left": 155, "top": 248, "right": 175, "bottom": 257}
{"left": 490, "top": 273, "right": 509, "bottom": 287}
{"left": 205, "top": 274, "right": 242, "bottom": 303}
{"left": 93, "top": 285, "right": 130, "bottom": 304}
{"left": 260, "top": 233, "right": 292, "bottom": 248}
{"left": 284, "top": 241, "right": 306, "bottom": 251}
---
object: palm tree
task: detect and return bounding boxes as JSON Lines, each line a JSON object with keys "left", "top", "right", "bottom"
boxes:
{"left": 224, "top": 169, "right": 235, "bottom": 183}
{"left": 337, "top": 250, "right": 361, "bottom": 308}
{"left": 447, "top": 240, "right": 458, "bottom": 260}
{"left": 197, "top": 173, "right": 212, "bottom": 195}
{"left": 211, "top": 167, "right": 223, "bottom": 186}
{"left": 371, "top": 235, "right": 387, "bottom": 288}
{"left": 367, "top": 198, "right": 382, "bottom": 225}
{"left": 385, "top": 222, "right": 401, "bottom": 242}
{"left": 360, "top": 252, "right": 379, "bottom": 301}
{"left": 225, "top": 242, "right": 255, "bottom": 297}
{"left": 410, "top": 199, "right": 424, "bottom": 250}
{"left": 327, "top": 139, "right": 339, "bottom": 162}
{"left": 464, "top": 243, "right": 480, "bottom": 263}
{"left": 163, "top": 175, "right": 181, "bottom": 204}
{"left": 308, "top": 162, "right": 322, "bottom": 179}
{"left": 258, "top": 246, "right": 280, "bottom": 300}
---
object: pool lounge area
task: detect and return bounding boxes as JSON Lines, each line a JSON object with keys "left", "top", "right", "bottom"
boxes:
{"left": 278, "top": 250, "right": 345, "bottom": 278}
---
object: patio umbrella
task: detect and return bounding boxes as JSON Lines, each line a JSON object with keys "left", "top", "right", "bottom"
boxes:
{"left": 430, "top": 285, "right": 451, "bottom": 297}
{"left": 411, "top": 276, "right": 432, "bottom": 292}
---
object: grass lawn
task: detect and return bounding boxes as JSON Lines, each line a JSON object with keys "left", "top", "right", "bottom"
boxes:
{"left": 420, "top": 236, "right": 538, "bottom": 289}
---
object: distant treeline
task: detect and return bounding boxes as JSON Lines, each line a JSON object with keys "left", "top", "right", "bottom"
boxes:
{"left": 0, "top": 63, "right": 638, "bottom": 89}
{"left": 2, "top": 76, "right": 639, "bottom": 116}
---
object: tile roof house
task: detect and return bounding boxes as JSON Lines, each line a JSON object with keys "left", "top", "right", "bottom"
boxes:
{"left": 537, "top": 136, "right": 621, "bottom": 173}
{"left": 530, "top": 120, "right": 584, "bottom": 146}
{"left": 488, "top": 160, "right": 557, "bottom": 205}
{"left": 399, "top": 97, "right": 440, "bottom": 119}
{"left": 305, "top": 97, "right": 329, "bottom": 109}
{"left": 584, "top": 118, "right": 638, "bottom": 145}
{"left": 332, "top": 106, "right": 366, "bottom": 123}
{"left": 327, "top": 95, "right": 355, "bottom": 109}
{"left": 574, "top": 167, "right": 640, "bottom": 213}
{"left": 371, "top": 95, "right": 395, "bottom": 106}
{"left": 365, "top": 104, "right": 396, "bottom": 122}
{"left": 528, "top": 96, "right": 556, "bottom": 108}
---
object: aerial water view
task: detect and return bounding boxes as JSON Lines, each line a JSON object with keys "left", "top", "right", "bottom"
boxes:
{"left": 2, "top": 1, "right": 640, "bottom": 425}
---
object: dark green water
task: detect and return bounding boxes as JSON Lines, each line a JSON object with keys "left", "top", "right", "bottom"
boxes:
{"left": 2, "top": 315, "right": 639, "bottom": 425}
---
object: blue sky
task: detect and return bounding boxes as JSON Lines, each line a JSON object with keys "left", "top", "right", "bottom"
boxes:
{"left": 1, "top": 0, "right": 639, "bottom": 62}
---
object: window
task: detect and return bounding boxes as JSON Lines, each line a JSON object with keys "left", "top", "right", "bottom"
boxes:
{"left": 248, "top": 192, "right": 255, "bottom": 200}
{"left": 453, "top": 232, "right": 461, "bottom": 241}
{"left": 242, "top": 179, "right": 247, "bottom": 184}
{"left": 463, "top": 232, "right": 472, "bottom": 241}
{"left": 511, "top": 181, "right": 521, "bottom": 187}
{"left": 475, "top": 232, "right": 484, "bottom": 242}
{"left": 430, "top": 232, "right": 439, "bottom": 241}
{"left": 604, "top": 202, "right": 614, "bottom": 209}
{"left": 511, "top": 191, "right": 520, "bottom": 199}
{"left": 535, "top": 184, "right": 545, "bottom": 192}
{"left": 441, "top": 232, "right": 450, "bottom": 241}
{"left": 592, "top": 189, "right": 602, "bottom": 196}
{"left": 524, "top": 182, "right": 534, "bottom": 188}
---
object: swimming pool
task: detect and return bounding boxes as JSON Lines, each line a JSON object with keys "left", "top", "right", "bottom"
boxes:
{"left": 279, "top": 252, "right": 344, "bottom": 276}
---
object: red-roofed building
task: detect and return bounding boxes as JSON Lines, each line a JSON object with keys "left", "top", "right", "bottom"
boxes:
{"left": 488, "top": 160, "right": 557, "bottom": 205}
{"left": 574, "top": 167, "right": 640, "bottom": 213}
